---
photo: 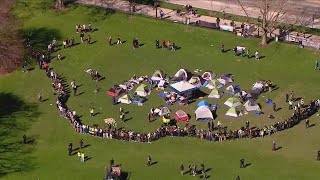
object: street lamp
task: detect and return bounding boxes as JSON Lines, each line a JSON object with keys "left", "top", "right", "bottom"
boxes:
{"left": 155, "top": 0, "right": 159, "bottom": 18}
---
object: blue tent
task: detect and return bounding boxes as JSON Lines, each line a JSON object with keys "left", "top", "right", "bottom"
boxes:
{"left": 196, "top": 100, "right": 210, "bottom": 108}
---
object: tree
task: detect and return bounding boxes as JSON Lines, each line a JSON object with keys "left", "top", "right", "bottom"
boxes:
{"left": 55, "top": 0, "right": 65, "bottom": 10}
{"left": 237, "top": 0, "right": 289, "bottom": 45}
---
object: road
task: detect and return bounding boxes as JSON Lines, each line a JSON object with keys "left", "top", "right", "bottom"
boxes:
{"left": 167, "top": 0, "right": 320, "bottom": 28}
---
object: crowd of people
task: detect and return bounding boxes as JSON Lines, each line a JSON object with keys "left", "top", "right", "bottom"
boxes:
{"left": 42, "top": 64, "right": 319, "bottom": 143}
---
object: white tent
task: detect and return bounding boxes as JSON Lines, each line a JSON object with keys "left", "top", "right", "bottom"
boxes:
{"left": 173, "top": 69, "right": 188, "bottom": 81}
{"left": 159, "top": 106, "right": 171, "bottom": 116}
{"left": 244, "top": 99, "right": 260, "bottom": 111}
{"left": 208, "top": 88, "right": 222, "bottom": 99}
{"left": 225, "top": 107, "right": 239, "bottom": 117}
{"left": 188, "top": 76, "right": 202, "bottom": 86}
{"left": 252, "top": 82, "right": 264, "bottom": 90}
{"left": 151, "top": 70, "right": 164, "bottom": 81}
{"left": 201, "top": 71, "right": 216, "bottom": 81}
{"left": 195, "top": 106, "right": 213, "bottom": 122}
{"left": 224, "top": 97, "right": 242, "bottom": 107}
{"left": 169, "top": 81, "right": 196, "bottom": 95}
{"left": 135, "top": 84, "right": 150, "bottom": 97}
{"left": 118, "top": 94, "right": 132, "bottom": 104}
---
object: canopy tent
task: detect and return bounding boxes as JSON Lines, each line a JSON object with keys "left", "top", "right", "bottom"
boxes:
{"left": 188, "top": 76, "right": 204, "bottom": 87}
{"left": 195, "top": 106, "right": 213, "bottom": 122}
{"left": 224, "top": 97, "right": 242, "bottom": 107}
{"left": 225, "top": 107, "right": 239, "bottom": 117}
{"left": 151, "top": 70, "right": 164, "bottom": 81}
{"left": 169, "top": 81, "right": 197, "bottom": 95}
{"left": 174, "top": 110, "right": 189, "bottom": 121}
{"left": 135, "top": 84, "right": 150, "bottom": 97}
{"left": 107, "top": 86, "right": 125, "bottom": 97}
{"left": 196, "top": 100, "right": 210, "bottom": 107}
{"left": 159, "top": 106, "right": 171, "bottom": 116}
{"left": 201, "top": 71, "right": 216, "bottom": 81}
{"left": 118, "top": 94, "right": 132, "bottom": 104}
{"left": 171, "top": 69, "right": 189, "bottom": 82}
{"left": 208, "top": 88, "right": 222, "bottom": 99}
{"left": 205, "top": 79, "right": 222, "bottom": 90}
{"left": 225, "top": 85, "right": 240, "bottom": 95}
{"left": 244, "top": 99, "right": 260, "bottom": 111}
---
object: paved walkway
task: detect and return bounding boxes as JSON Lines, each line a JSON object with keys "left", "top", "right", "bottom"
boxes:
{"left": 77, "top": 0, "right": 320, "bottom": 48}
{"left": 168, "top": 0, "right": 320, "bottom": 29}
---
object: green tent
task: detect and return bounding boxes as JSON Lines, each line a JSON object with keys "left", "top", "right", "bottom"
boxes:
{"left": 225, "top": 107, "right": 239, "bottom": 117}
{"left": 135, "top": 84, "right": 149, "bottom": 97}
{"left": 224, "top": 97, "right": 242, "bottom": 107}
{"left": 208, "top": 88, "right": 221, "bottom": 99}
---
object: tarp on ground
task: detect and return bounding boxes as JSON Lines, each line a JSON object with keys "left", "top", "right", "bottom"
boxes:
{"left": 108, "top": 86, "right": 125, "bottom": 97}
{"left": 244, "top": 99, "right": 260, "bottom": 111}
{"left": 174, "top": 110, "right": 189, "bottom": 121}
{"left": 225, "top": 107, "right": 239, "bottom": 117}
{"left": 151, "top": 70, "right": 164, "bottom": 81}
{"left": 195, "top": 106, "right": 213, "bottom": 122}
{"left": 169, "top": 81, "right": 197, "bottom": 95}
{"left": 224, "top": 97, "right": 242, "bottom": 107}
{"left": 196, "top": 100, "right": 210, "bottom": 108}
{"left": 201, "top": 71, "right": 216, "bottom": 81}
{"left": 208, "top": 88, "right": 222, "bottom": 99}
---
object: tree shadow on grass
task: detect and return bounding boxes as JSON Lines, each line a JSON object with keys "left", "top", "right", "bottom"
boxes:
{"left": 0, "top": 93, "right": 40, "bottom": 177}
{"left": 23, "top": 27, "right": 62, "bottom": 52}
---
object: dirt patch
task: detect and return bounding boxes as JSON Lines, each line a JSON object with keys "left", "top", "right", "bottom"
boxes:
{"left": 0, "top": 0, "right": 24, "bottom": 75}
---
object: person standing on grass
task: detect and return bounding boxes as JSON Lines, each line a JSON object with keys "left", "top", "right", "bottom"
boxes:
{"left": 63, "top": 40, "right": 67, "bottom": 49}
{"left": 80, "top": 139, "right": 84, "bottom": 149}
{"left": 200, "top": 163, "right": 205, "bottom": 174}
{"left": 37, "top": 93, "right": 43, "bottom": 103}
{"left": 188, "top": 165, "right": 192, "bottom": 175}
{"left": 315, "top": 60, "right": 319, "bottom": 70}
{"left": 306, "top": 119, "right": 310, "bottom": 128}
{"left": 77, "top": 151, "right": 81, "bottom": 161}
{"left": 147, "top": 113, "right": 152, "bottom": 123}
{"left": 117, "top": 35, "right": 122, "bottom": 44}
{"left": 80, "top": 32, "right": 84, "bottom": 43}
{"left": 317, "top": 151, "right": 320, "bottom": 160}
{"left": 221, "top": 44, "right": 224, "bottom": 53}
{"left": 240, "top": 159, "right": 245, "bottom": 168}
{"left": 180, "top": 164, "right": 184, "bottom": 175}
{"left": 156, "top": 40, "right": 159, "bottom": 48}
{"left": 288, "top": 100, "right": 293, "bottom": 110}
{"left": 90, "top": 108, "right": 94, "bottom": 117}
{"left": 108, "top": 36, "right": 112, "bottom": 46}
{"left": 241, "top": 48, "right": 245, "bottom": 57}
{"left": 71, "top": 37, "right": 75, "bottom": 46}
{"left": 290, "top": 91, "right": 294, "bottom": 101}
{"left": 233, "top": 46, "right": 237, "bottom": 56}
{"left": 87, "top": 35, "right": 91, "bottom": 45}
{"left": 68, "top": 145, "right": 72, "bottom": 156}
{"left": 71, "top": 80, "right": 77, "bottom": 97}
{"left": 272, "top": 141, "right": 276, "bottom": 151}
{"left": 247, "top": 49, "right": 250, "bottom": 58}
{"left": 81, "top": 152, "right": 85, "bottom": 162}
{"left": 120, "top": 111, "right": 125, "bottom": 123}
{"left": 162, "top": 40, "right": 165, "bottom": 48}
{"left": 285, "top": 93, "right": 289, "bottom": 102}
{"left": 147, "top": 155, "right": 151, "bottom": 166}
{"left": 273, "top": 102, "right": 277, "bottom": 112}
{"left": 255, "top": 50, "right": 260, "bottom": 60}
{"left": 57, "top": 52, "right": 61, "bottom": 60}
{"left": 236, "top": 175, "right": 240, "bottom": 180}
{"left": 23, "top": 134, "right": 27, "bottom": 144}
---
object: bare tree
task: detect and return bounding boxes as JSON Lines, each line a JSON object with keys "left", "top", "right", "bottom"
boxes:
{"left": 55, "top": 0, "right": 65, "bottom": 10}
{"left": 237, "top": 0, "right": 289, "bottom": 45}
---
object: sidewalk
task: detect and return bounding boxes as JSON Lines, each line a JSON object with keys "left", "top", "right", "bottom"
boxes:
{"left": 77, "top": 0, "right": 320, "bottom": 49}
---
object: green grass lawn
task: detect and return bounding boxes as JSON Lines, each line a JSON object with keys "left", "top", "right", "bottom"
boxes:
{"left": 1, "top": 1, "right": 320, "bottom": 179}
